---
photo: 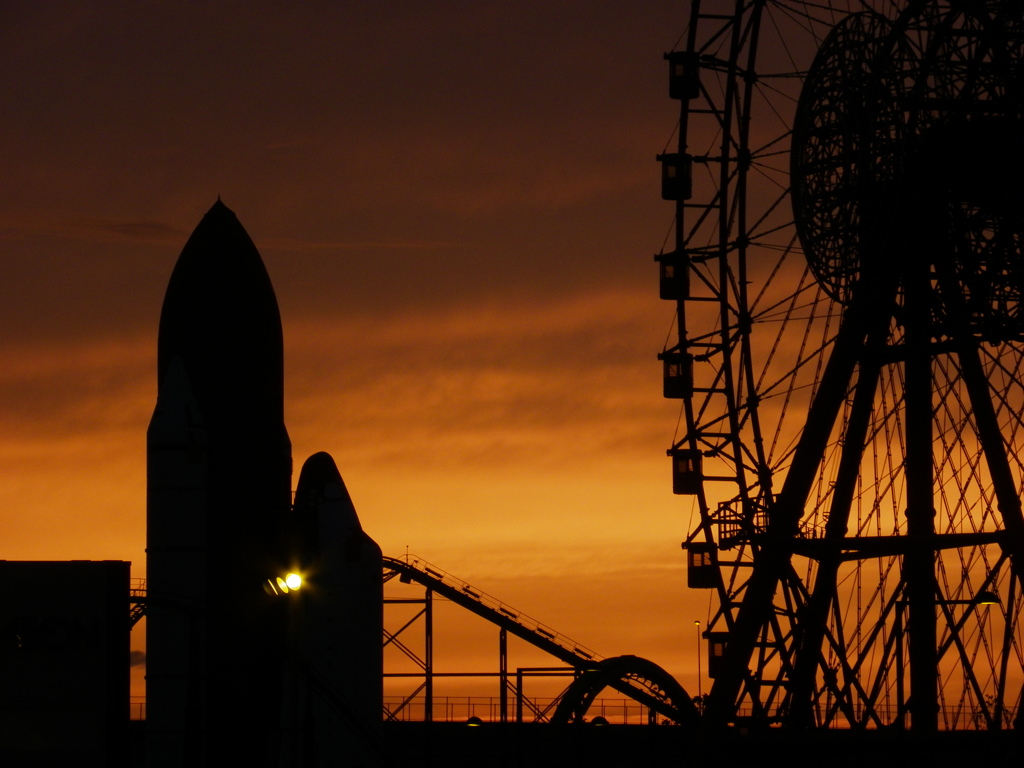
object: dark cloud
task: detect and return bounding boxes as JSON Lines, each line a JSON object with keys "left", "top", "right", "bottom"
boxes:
{"left": 0, "top": 214, "right": 184, "bottom": 243}
{"left": 0, "top": 1, "right": 682, "bottom": 362}
{"left": 73, "top": 219, "right": 185, "bottom": 243}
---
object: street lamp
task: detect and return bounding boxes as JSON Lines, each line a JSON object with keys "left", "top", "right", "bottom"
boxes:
{"left": 263, "top": 571, "right": 304, "bottom": 596}
{"left": 695, "top": 619, "right": 703, "bottom": 705}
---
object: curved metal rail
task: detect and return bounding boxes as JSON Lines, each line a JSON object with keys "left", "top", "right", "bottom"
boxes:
{"left": 384, "top": 555, "right": 696, "bottom": 724}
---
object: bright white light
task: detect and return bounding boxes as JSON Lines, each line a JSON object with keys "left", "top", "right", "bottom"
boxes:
{"left": 285, "top": 572, "right": 302, "bottom": 591}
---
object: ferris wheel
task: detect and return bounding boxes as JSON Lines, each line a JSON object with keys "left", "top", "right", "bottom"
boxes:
{"left": 659, "top": 0, "right": 1024, "bottom": 730}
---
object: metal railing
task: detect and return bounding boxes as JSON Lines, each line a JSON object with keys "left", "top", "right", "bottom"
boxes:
{"left": 383, "top": 696, "right": 662, "bottom": 725}
{"left": 130, "top": 697, "right": 146, "bottom": 721}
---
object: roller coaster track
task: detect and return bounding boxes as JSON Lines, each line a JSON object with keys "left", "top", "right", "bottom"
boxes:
{"left": 129, "top": 578, "right": 146, "bottom": 628}
{"left": 383, "top": 555, "right": 602, "bottom": 669}
{"left": 384, "top": 555, "right": 698, "bottom": 726}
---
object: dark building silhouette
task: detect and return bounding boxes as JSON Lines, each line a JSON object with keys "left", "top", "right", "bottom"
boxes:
{"left": 0, "top": 560, "right": 130, "bottom": 768}
{"left": 147, "top": 201, "right": 293, "bottom": 765}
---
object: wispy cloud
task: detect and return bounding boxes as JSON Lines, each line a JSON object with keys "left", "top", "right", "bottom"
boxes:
{"left": 262, "top": 236, "right": 463, "bottom": 252}
{"left": 0, "top": 212, "right": 185, "bottom": 244}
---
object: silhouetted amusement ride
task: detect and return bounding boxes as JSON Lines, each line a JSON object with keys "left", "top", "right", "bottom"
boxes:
{"left": 660, "top": 0, "right": 1024, "bottom": 733}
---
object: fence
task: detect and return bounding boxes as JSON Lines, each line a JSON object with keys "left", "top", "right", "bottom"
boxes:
{"left": 383, "top": 696, "right": 661, "bottom": 724}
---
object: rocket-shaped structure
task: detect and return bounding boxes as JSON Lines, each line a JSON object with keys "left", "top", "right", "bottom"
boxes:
{"left": 147, "top": 200, "right": 293, "bottom": 765}
{"left": 286, "top": 452, "right": 383, "bottom": 765}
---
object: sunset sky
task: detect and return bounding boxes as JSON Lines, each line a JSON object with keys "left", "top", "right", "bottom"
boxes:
{"left": 1, "top": 2, "right": 713, "bottom": 700}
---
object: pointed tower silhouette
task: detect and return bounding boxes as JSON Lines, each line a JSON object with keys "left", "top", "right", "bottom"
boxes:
{"left": 147, "top": 200, "right": 292, "bottom": 765}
